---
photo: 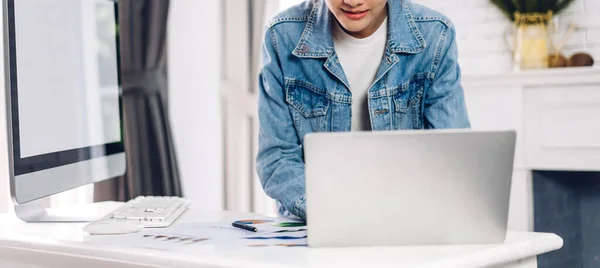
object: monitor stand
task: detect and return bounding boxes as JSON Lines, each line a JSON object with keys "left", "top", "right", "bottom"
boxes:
{"left": 14, "top": 197, "right": 123, "bottom": 222}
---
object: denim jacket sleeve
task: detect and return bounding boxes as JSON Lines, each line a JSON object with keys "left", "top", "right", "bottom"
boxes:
{"left": 256, "top": 28, "right": 307, "bottom": 219}
{"left": 424, "top": 26, "right": 471, "bottom": 129}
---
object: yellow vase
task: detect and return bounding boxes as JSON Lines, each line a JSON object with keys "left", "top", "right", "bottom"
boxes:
{"left": 507, "top": 12, "right": 553, "bottom": 70}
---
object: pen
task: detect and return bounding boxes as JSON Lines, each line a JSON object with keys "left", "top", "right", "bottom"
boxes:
{"left": 232, "top": 222, "right": 258, "bottom": 232}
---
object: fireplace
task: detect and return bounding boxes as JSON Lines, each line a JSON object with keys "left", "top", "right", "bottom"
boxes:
{"left": 533, "top": 171, "right": 600, "bottom": 268}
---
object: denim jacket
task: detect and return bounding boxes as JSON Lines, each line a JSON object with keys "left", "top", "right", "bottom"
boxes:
{"left": 256, "top": 0, "right": 470, "bottom": 220}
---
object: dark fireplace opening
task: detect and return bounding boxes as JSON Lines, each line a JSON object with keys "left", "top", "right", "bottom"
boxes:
{"left": 533, "top": 171, "right": 600, "bottom": 268}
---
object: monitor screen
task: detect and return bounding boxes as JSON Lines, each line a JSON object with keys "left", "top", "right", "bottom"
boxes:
{"left": 5, "top": 0, "right": 125, "bottom": 204}
{"left": 7, "top": 0, "right": 123, "bottom": 175}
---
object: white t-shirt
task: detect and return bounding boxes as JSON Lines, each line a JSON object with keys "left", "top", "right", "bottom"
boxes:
{"left": 332, "top": 17, "right": 388, "bottom": 131}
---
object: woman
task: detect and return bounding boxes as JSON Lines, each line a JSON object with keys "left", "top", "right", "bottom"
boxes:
{"left": 256, "top": 0, "right": 470, "bottom": 220}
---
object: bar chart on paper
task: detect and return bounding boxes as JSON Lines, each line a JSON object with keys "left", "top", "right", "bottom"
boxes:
{"left": 83, "top": 219, "right": 308, "bottom": 250}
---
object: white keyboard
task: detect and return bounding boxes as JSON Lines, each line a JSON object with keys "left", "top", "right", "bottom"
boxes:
{"left": 101, "top": 196, "right": 190, "bottom": 228}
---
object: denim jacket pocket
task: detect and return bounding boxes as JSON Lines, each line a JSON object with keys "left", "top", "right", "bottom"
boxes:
{"left": 393, "top": 83, "right": 410, "bottom": 114}
{"left": 284, "top": 79, "right": 330, "bottom": 135}
{"left": 392, "top": 77, "right": 425, "bottom": 129}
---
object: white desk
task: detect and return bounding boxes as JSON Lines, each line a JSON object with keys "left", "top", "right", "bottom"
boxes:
{"left": 0, "top": 202, "right": 563, "bottom": 268}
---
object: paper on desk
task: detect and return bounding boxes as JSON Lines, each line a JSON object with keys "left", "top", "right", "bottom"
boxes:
{"left": 224, "top": 219, "right": 307, "bottom": 247}
{"left": 141, "top": 220, "right": 308, "bottom": 247}
{"left": 83, "top": 219, "right": 308, "bottom": 250}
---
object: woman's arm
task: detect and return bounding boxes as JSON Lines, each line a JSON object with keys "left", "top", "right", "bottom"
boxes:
{"left": 424, "top": 26, "right": 471, "bottom": 129}
{"left": 256, "top": 27, "right": 307, "bottom": 220}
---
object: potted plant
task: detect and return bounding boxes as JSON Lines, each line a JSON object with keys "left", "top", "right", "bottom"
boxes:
{"left": 490, "top": 0, "right": 575, "bottom": 70}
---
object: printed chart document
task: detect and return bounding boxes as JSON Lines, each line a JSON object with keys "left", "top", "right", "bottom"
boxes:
{"left": 83, "top": 218, "right": 307, "bottom": 251}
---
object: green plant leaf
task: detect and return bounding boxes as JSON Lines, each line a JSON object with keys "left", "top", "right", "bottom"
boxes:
{"left": 525, "top": 0, "right": 537, "bottom": 13}
{"left": 514, "top": 0, "right": 525, "bottom": 11}
{"left": 490, "top": 0, "right": 518, "bottom": 21}
{"left": 555, "top": 0, "right": 575, "bottom": 15}
{"left": 490, "top": 0, "right": 576, "bottom": 19}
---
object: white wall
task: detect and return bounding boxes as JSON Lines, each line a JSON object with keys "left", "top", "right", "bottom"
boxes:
{"left": 168, "top": 0, "right": 223, "bottom": 210}
{"left": 416, "top": 0, "right": 600, "bottom": 75}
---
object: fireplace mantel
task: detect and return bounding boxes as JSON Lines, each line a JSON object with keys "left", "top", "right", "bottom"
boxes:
{"left": 463, "top": 67, "right": 600, "bottom": 89}
{"left": 460, "top": 67, "right": 600, "bottom": 257}
{"left": 462, "top": 66, "right": 600, "bottom": 172}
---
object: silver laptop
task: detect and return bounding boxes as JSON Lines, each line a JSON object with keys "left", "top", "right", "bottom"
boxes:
{"left": 304, "top": 129, "right": 516, "bottom": 247}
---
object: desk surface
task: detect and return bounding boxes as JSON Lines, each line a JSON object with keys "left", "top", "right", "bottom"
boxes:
{"left": 0, "top": 202, "right": 563, "bottom": 268}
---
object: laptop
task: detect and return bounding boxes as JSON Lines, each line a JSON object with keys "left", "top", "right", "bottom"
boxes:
{"left": 304, "top": 129, "right": 516, "bottom": 247}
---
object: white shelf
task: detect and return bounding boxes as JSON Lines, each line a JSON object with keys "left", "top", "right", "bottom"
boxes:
{"left": 462, "top": 67, "right": 600, "bottom": 88}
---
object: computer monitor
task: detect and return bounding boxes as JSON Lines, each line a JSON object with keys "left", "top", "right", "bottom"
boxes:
{"left": 3, "top": 0, "right": 125, "bottom": 221}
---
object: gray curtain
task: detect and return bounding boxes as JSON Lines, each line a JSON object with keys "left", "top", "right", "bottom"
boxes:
{"left": 95, "top": 0, "right": 181, "bottom": 201}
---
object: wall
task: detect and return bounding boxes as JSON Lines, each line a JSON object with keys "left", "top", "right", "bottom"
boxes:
{"left": 416, "top": 0, "right": 600, "bottom": 75}
{"left": 168, "top": 0, "right": 223, "bottom": 210}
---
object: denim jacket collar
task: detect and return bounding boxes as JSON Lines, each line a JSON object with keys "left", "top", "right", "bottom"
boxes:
{"left": 292, "top": 0, "right": 426, "bottom": 58}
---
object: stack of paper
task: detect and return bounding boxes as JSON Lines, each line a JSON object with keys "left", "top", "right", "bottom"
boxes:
{"left": 83, "top": 218, "right": 307, "bottom": 250}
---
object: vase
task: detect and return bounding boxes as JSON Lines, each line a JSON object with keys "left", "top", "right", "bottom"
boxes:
{"left": 506, "top": 12, "right": 553, "bottom": 70}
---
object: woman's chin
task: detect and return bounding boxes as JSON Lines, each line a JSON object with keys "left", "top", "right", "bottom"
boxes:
{"left": 338, "top": 21, "right": 369, "bottom": 35}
